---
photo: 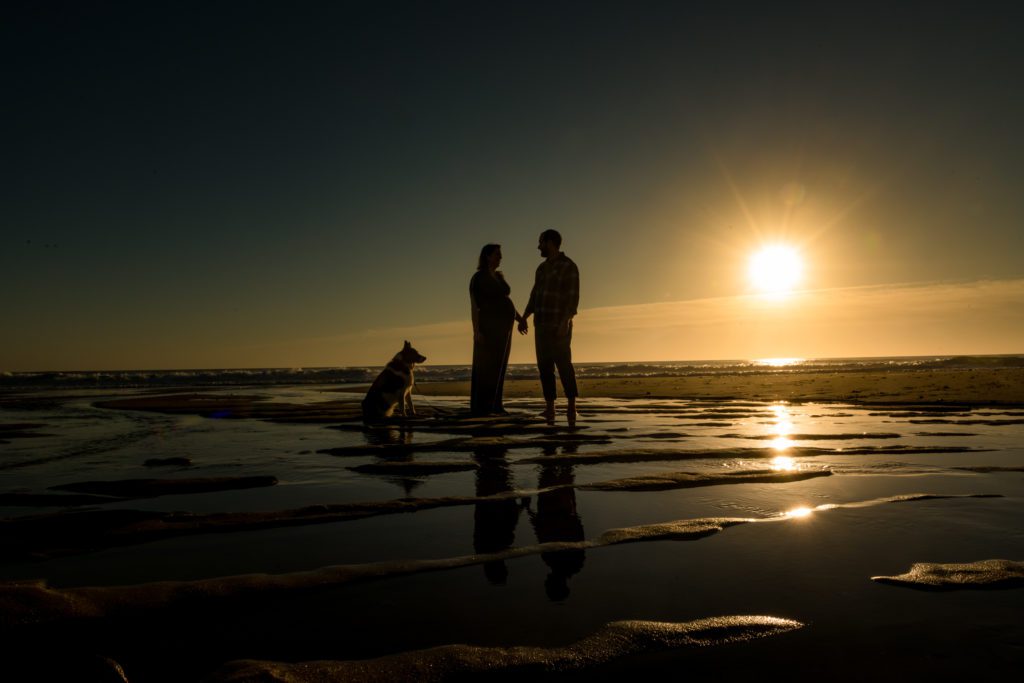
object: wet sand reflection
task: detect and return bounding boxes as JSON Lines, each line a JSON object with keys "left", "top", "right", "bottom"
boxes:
{"left": 472, "top": 446, "right": 522, "bottom": 584}
{"left": 529, "top": 445, "right": 586, "bottom": 601}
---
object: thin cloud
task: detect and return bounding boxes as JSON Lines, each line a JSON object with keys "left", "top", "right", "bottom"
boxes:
{"left": 268, "top": 278, "right": 1024, "bottom": 366}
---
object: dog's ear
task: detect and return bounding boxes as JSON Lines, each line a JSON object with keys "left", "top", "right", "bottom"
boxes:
{"left": 403, "top": 340, "right": 411, "bottom": 348}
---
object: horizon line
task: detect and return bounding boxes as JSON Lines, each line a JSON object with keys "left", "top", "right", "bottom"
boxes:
{"left": 6, "top": 351, "right": 1024, "bottom": 375}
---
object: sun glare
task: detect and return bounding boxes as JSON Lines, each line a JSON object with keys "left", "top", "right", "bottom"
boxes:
{"left": 768, "top": 403, "right": 793, "bottom": 452}
{"left": 748, "top": 245, "right": 803, "bottom": 296}
{"left": 770, "top": 455, "right": 797, "bottom": 471}
{"left": 756, "top": 357, "right": 805, "bottom": 367}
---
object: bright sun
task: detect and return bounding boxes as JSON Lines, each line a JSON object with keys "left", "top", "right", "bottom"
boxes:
{"left": 748, "top": 245, "right": 803, "bottom": 295}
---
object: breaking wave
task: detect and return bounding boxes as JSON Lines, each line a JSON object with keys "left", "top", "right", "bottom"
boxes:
{"left": 4, "top": 355, "right": 1022, "bottom": 389}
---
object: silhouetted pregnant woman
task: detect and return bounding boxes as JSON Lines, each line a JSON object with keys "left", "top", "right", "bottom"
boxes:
{"left": 470, "top": 244, "right": 523, "bottom": 416}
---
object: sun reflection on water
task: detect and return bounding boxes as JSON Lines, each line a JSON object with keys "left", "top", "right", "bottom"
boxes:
{"left": 785, "top": 506, "right": 813, "bottom": 518}
{"left": 756, "top": 358, "right": 805, "bottom": 367}
{"left": 768, "top": 402, "right": 794, "bottom": 451}
{"left": 770, "top": 455, "right": 797, "bottom": 471}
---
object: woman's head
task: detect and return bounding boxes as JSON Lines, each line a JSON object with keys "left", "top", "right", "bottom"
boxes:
{"left": 478, "top": 243, "right": 502, "bottom": 271}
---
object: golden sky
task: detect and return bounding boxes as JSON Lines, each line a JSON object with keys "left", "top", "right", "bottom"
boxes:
{"left": 26, "top": 278, "right": 1009, "bottom": 370}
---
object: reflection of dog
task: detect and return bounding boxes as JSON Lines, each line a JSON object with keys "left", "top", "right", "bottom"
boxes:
{"left": 362, "top": 341, "right": 427, "bottom": 421}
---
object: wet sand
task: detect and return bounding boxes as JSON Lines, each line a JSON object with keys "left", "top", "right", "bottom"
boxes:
{"left": 2, "top": 377, "right": 1024, "bottom": 681}
{"left": 412, "top": 366, "right": 1024, "bottom": 404}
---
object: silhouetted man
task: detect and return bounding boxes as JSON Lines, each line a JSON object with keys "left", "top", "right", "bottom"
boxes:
{"left": 518, "top": 229, "right": 579, "bottom": 422}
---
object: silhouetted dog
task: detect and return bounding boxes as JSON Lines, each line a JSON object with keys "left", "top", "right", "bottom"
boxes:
{"left": 362, "top": 341, "right": 427, "bottom": 421}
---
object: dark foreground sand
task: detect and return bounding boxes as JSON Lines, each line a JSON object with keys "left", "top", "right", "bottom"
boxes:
{"left": 411, "top": 367, "right": 1024, "bottom": 404}
{"left": 4, "top": 369, "right": 1023, "bottom": 681}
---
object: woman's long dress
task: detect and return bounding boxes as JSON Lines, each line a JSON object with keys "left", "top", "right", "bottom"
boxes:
{"left": 470, "top": 271, "right": 515, "bottom": 415}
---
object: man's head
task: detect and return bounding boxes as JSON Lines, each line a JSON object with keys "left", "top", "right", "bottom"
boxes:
{"left": 537, "top": 229, "right": 562, "bottom": 258}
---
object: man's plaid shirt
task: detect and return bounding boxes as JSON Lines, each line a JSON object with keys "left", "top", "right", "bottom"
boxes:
{"left": 526, "top": 253, "right": 579, "bottom": 328}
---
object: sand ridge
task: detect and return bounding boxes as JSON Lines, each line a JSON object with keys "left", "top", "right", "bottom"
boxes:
{"left": 872, "top": 559, "right": 1024, "bottom": 589}
{"left": 208, "top": 616, "right": 805, "bottom": 682}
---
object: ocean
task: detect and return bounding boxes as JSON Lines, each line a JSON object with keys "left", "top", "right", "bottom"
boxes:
{"left": 4, "top": 354, "right": 1023, "bottom": 389}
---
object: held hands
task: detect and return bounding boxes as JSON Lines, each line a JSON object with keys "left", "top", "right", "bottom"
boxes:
{"left": 514, "top": 317, "right": 569, "bottom": 336}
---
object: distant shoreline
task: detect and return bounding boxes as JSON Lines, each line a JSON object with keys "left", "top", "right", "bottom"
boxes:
{"left": 407, "top": 367, "right": 1024, "bottom": 405}
{"left": 5, "top": 355, "right": 1022, "bottom": 391}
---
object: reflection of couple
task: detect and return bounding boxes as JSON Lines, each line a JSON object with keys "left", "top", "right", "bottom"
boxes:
{"left": 530, "top": 457, "right": 586, "bottom": 601}
{"left": 473, "top": 447, "right": 585, "bottom": 600}
{"left": 469, "top": 229, "right": 579, "bottom": 421}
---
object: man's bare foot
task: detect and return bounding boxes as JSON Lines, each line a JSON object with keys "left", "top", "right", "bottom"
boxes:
{"left": 566, "top": 400, "right": 578, "bottom": 425}
{"left": 540, "top": 402, "right": 556, "bottom": 423}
